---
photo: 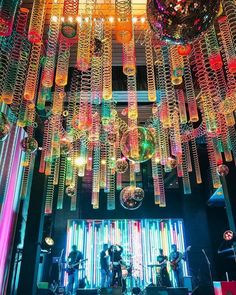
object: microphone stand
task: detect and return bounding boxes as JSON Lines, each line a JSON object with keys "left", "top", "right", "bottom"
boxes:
{"left": 202, "top": 249, "right": 213, "bottom": 286}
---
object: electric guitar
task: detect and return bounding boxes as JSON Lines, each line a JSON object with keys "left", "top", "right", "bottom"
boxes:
{"left": 170, "top": 246, "right": 191, "bottom": 270}
{"left": 66, "top": 258, "right": 88, "bottom": 275}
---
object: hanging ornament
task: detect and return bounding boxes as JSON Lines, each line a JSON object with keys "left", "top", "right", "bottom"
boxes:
{"left": 177, "top": 44, "right": 192, "bottom": 56}
{"left": 120, "top": 127, "right": 156, "bottom": 163}
{"left": 147, "top": 0, "right": 220, "bottom": 44}
{"left": 116, "top": 158, "right": 128, "bottom": 173}
{"left": 167, "top": 156, "right": 177, "bottom": 169}
{"left": 66, "top": 185, "right": 76, "bottom": 197}
{"left": 0, "top": 112, "right": 11, "bottom": 141}
{"left": 216, "top": 164, "right": 229, "bottom": 176}
{"left": 21, "top": 137, "right": 38, "bottom": 153}
{"left": 60, "top": 137, "right": 72, "bottom": 155}
{"left": 120, "top": 186, "right": 143, "bottom": 210}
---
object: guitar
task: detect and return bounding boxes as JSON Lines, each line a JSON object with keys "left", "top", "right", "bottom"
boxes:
{"left": 66, "top": 258, "right": 88, "bottom": 275}
{"left": 170, "top": 246, "right": 191, "bottom": 271}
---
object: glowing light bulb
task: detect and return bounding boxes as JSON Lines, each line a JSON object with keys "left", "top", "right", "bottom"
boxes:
{"left": 76, "top": 16, "right": 82, "bottom": 23}
{"left": 132, "top": 17, "right": 137, "bottom": 23}
{"left": 61, "top": 16, "right": 65, "bottom": 22}
{"left": 51, "top": 16, "right": 58, "bottom": 22}
{"left": 75, "top": 157, "right": 86, "bottom": 166}
{"left": 141, "top": 17, "right": 145, "bottom": 23}
{"left": 109, "top": 16, "right": 114, "bottom": 23}
{"left": 68, "top": 16, "right": 73, "bottom": 23}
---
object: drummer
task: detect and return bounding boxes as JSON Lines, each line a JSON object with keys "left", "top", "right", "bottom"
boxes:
{"left": 157, "top": 248, "right": 171, "bottom": 287}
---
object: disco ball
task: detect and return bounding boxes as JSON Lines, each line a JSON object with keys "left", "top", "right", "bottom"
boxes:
{"left": 94, "top": 38, "right": 103, "bottom": 57}
{"left": 147, "top": 0, "right": 220, "bottom": 44}
{"left": 0, "top": 112, "right": 10, "bottom": 141}
{"left": 133, "top": 187, "right": 145, "bottom": 202}
{"left": 217, "top": 164, "right": 229, "bottom": 176}
{"left": 60, "top": 138, "right": 72, "bottom": 155}
{"left": 116, "top": 158, "right": 128, "bottom": 174}
{"left": 120, "top": 186, "right": 143, "bottom": 210}
{"left": 66, "top": 186, "right": 76, "bottom": 197}
{"left": 21, "top": 137, "right": 38, "bottom": 153}
{"left": 120, "top": 127, "right": 156, "bottom": 163}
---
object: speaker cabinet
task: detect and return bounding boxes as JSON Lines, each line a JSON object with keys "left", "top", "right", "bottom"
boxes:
{"left": 213, "top": 281, "right": 236, "bottom": 295}
{"left": 146, "top": 287, "right": 188, "bottom": 295}
{"left": 100, "top": 287, "right": 122, "bottom": 295}
{"left": 76, "top": 289, "right": 99, "bottom": 295}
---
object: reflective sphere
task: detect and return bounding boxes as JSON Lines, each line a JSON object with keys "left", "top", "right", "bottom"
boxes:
{"left": 133, "top": 187, "right": 145, "bottom": 202}
{"left": 116, "top": 158, "right": 128, "bottom": 174}
{"left": 147, "top": 0, "right": 220, "bottom": 44}
{"left": 120, "top": 186, "right": 143, "bottom": 210}
{"left": 0, "top": 112, "right": 10, "bottom": 141}
{"left": 60, "top": 138, "right": 72, "bottom": 155}
{"left": 94, "top": 38, "right": 104, "bottom": 57}
{"left": 217, "top": 164, "right": 229, "bottom": 176}
{"left": 66, "top": 186, "right": 76, "bottom": 197}
{"left": 21, "top": 137, "right": 38, "bottom": 153}
{"left": 120, "top": 127, "right": 156, "bottom": 163}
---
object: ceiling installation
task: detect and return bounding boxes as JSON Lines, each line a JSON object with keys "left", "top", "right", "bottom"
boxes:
{"left": 0, "top": 0, "right": 235, "bottom": 212}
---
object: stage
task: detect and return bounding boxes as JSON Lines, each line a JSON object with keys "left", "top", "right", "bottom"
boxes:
{"left": 64, "top": 219, "right": 188, "bottom": 289}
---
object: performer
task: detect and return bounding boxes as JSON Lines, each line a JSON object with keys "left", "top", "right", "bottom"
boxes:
{"left": 100, "top": 244, "right": 111, "bottom": 288}
{"left": 169, "top": 244, "right": 183, "bottom": 287}
{"left": 157, "top": 248, "right": 171, "bottom": 287}
{"left": 66, "top": 245, "right": 83, "bottom": 295}
{"left": 108, "top": 244, "right": 123, "bottom": 287}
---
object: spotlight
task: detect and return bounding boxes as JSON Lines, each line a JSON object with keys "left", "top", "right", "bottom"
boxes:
{"left": 223, "top": 230, "right": 234, "bottom": 241}
{"left": 44, "top": 236, "right": 54, "bottom": 246}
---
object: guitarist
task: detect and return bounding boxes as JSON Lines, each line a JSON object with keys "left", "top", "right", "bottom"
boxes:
{"left": 169, "top": 244, "right": 183, "bottom": 287}
{"left": 157, "top": 248, "right": 171, "bottom": 287}
{"left": 66, "top": 245, "right": 84, "bottom": 295}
